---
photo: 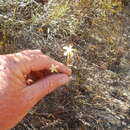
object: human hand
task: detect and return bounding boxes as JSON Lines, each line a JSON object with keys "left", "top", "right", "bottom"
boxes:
{"left": 0, "top": 50, "right": 71, "bottom": 130}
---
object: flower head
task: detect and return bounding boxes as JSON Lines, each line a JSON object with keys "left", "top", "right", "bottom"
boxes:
{"left": 50, "top": 64, "right": 59, "bottom": 73}
{"left": 63, "top": 45, "right": 75, "bottom": 57}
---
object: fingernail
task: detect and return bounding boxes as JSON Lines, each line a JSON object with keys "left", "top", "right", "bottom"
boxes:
{"left": 68, "top": 68, "right": 72, "bottom": 75}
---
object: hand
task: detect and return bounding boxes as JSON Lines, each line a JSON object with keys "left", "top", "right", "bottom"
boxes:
{"left": 0, "top": 50, "right": 71, "bottom": 130}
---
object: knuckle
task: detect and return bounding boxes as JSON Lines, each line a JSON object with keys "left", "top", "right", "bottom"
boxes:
{"left": 34, "top": 49, "right": 42, "bottom": 54}
{"left": 0, "top": 55, "right": 10, "bottom": 65}
{"left": 21, "top": 49, "right": 32, "bottom": 54}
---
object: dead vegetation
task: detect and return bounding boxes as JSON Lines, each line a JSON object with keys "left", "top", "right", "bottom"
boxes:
{"left": 0, "top": 0, "right": 130, "bottom": 129}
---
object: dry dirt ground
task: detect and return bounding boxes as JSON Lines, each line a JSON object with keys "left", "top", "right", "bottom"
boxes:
{"left": 0, "top": 0, "right": 130, "bottom": 130}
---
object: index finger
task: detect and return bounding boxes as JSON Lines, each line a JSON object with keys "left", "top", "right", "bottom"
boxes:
{"left": 13, "top": 50, "right": 72, "bottom": 75}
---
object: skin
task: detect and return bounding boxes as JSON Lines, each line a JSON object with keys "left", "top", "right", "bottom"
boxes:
{"left": 0, "top": 50, "right": 71, "bottom": 130}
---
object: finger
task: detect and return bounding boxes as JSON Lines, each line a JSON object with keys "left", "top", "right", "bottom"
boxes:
{"left": 23, "top": 74, "right": 70, "bottom": 106}
{"left": 12, "top": 50, "right": 72, "bottom": 75}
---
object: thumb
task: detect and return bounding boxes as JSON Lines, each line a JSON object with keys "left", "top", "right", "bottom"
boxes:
{"left": 23, "top": 74, "right": 70, "bottom": 106}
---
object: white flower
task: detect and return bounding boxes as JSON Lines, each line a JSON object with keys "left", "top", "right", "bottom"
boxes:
{"left": 63, "top": 45, "right": 74, "bottom": 57}
{"left": 50, "top": 64, "right": 59, "bottom": 73}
